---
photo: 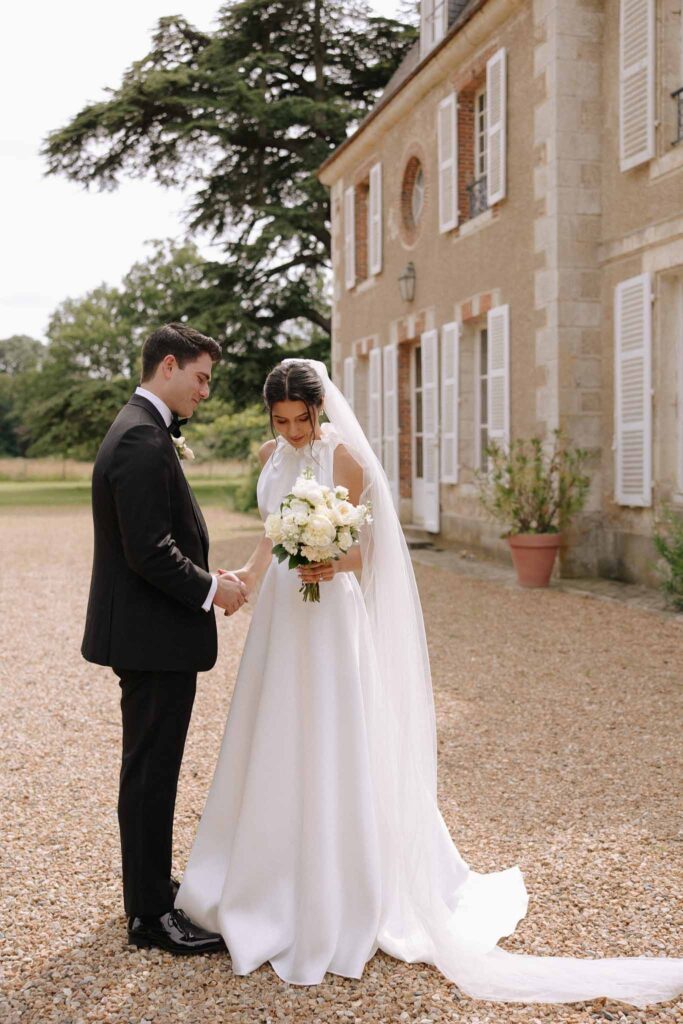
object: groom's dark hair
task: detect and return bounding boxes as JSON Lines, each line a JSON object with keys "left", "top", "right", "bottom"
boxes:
{"left": 141, "top": 323, "right": 222, "bottom": 381}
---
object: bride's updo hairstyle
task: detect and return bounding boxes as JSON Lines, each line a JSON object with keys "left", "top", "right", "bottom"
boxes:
{"left": 263, "top": 361, "right": 325, "bottom": 450}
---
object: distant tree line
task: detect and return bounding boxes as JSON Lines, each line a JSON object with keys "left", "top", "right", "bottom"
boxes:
{"left": 0, "top": 242, "right": 270, "bottom": 460}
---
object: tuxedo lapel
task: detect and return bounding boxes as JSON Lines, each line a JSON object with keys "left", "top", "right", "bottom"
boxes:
{"left": 127, "top": 394, "right": 209, "bottom": 565}
{"left": 185, "top": 482, "right": 210, "bottom": 562}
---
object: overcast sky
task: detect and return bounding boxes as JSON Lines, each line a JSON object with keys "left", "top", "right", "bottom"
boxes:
{"left": 1, "top": 1, "right": 399, "bottom": 341}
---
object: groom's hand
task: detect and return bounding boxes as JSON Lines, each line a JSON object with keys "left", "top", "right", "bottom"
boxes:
{"left": 213, "top": 574, "right": 247, "bottom": 616}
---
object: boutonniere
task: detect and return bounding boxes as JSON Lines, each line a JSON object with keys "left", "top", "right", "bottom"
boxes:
{"left": 171, "top": 434, "right": 195, "bottom": 461}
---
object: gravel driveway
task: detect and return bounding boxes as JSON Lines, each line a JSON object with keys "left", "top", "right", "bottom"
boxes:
{"left": 1, "top": 506, "right": 681, "bottom": 1024}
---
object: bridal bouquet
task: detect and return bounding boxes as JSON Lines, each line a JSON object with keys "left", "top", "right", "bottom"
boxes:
{"left": 264, "top": 467, "right": 372, "bottom": 602}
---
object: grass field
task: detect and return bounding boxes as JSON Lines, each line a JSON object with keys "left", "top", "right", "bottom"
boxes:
{"left": 0, "top": 477, "right": 248, "bottom": 508}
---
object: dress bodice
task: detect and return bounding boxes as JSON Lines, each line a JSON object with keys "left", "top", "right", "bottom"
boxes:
{"left": 257, "top": 422, "right": 343, "bottom": 520}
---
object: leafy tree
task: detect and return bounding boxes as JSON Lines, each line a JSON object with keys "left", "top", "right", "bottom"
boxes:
{"left": 43, "top": 0, "right": 417, "bottom": 399}
{"left": 43, "top": 286, "right": 137, "bottom": 382}
{"left": 188, "top": 399, "right": 269, "bottom": 461}
{"left": 0, "top": 336, "right": 45, "bottom": 456}
{"left": 0, "top": 335, "right": 44, "bottom": 376}
{"left": 21, "top": 378, "right": 132, "bottom": 460}
{"left": 14, "top": 241, "right": 216, "bottom": 456}
{"left": 0, "top": 376, "right": 22, "bottom": 456}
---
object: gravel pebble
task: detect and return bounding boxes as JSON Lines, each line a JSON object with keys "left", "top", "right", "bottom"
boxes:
{"left": 0, "top": 505, "right": 681, "bottom": 1024}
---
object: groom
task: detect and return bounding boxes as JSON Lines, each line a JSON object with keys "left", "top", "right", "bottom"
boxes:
{"left": 82, "top": 322, "right": 247, "bottom": 954}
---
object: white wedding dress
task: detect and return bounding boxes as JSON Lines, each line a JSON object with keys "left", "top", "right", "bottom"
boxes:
{"left": 176, "top": 416, "right": 683, "bottom": 1005}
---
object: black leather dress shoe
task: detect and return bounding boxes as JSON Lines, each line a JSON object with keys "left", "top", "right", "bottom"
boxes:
{"left": 127, "top": 908, "right": 225, "bottom": 955}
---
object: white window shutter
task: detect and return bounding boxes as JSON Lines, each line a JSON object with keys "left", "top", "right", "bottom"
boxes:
{"left": 343, "top": 355, "right": 356, "bottom": 411}
{"left": 486, "top": 48, "right": 507, "bottom": 205}
{"left": 421, "top": 329, "right": 440, "bottom": 533}
{"left": 487, "top": 305, "right": 510, "bottom": 448}
{"left": 344, "top": 186, "right": 355, "bottom": 290}
{"left": 619, "top": 0, "right": 655, "bottom": 171}
{"left": 437, "top": 93, "right": 458, "bottom": 233}
{"left": 368, "top": 162, "right": 383, "bottom": 277}
{"left": 382, "top": 344, "right": 399, "bottom": 508}
{"left": 614, "top": 273, "right": 652, "bottom": 506}
{"left": 368, "top": 347, "right": 383, "bottom": 460}
{"left": 420, "top": 0, "right": 435, "bottom": 60}
{"left": 440, "top": 322, "right": 460, "bottom": 484}
{"left": 438, "top": 0, "right": 449, "bottom": 38}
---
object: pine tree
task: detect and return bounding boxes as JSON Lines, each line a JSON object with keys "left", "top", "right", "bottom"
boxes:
{"left": 43, "top": 1, "right": 416, "bottom": 402}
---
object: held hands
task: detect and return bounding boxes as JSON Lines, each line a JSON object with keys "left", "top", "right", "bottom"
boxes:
{"left": 213, "top": 570, "right": 248, "bottom": 616}
{"left": 231, "top": 568, "right": 257, "bottom": 599}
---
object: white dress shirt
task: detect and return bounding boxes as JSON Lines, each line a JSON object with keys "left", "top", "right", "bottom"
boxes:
{"left": 134, "top": 386, "right": 217, "bottom": 612}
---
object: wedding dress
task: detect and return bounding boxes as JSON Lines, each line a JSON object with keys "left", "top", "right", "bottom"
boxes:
{"left": 176, "top": 361, "right": 683, "bottom": 1006}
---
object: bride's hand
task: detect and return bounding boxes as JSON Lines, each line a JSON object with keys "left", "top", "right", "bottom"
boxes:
{"left": 297, "top": 561, "right": 336, "bottom": 584}
{"left": 234, "top": 567, "right": 257, "bottom": 597}
{"left": 217, "top": 567, "right": 256, "bottom": 600}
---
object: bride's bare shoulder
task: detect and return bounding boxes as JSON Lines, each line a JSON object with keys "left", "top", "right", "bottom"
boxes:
{"left": 258, "top": 439, "right": 277, "bottom": 466}
{"left": 333, "top": 444, "right": 364, "bottom": 500}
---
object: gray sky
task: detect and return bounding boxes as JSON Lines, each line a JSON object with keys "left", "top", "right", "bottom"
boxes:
{"left": 1, "top": 1, "right": 399, "bottom": 341}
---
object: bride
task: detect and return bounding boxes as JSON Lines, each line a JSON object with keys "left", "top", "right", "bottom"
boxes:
{"left": 176, "top": 358, "right": 683, "bottom": 1005}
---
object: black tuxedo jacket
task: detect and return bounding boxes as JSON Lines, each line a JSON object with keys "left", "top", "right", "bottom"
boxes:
{"left": 81, "top": 394, "right": 218, "bottom": 672}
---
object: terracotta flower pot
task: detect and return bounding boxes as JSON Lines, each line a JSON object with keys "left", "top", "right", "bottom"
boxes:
{"left": 507, "top": 533, "right": 562, "bottom": 588}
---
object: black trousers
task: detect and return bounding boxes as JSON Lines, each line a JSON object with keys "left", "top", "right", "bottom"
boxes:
{"left": 114, "top": 667, "right": 197, "bottom": 918}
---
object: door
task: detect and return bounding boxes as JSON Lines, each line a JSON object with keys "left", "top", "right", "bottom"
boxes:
{"left": 412, "top": 331, "right": 440, "bottom": 531}
{"left": 412, "top": 342, "right": 425, "bottom": 524}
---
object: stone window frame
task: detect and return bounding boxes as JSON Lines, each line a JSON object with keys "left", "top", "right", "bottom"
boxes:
{"left": 398, "top": 143, "right": 430, "bottom": 249}
{"left": 354, "top": 176, "right": 370, "bottom": 285}
{"left": 456, "top": 69, "right": 489, "bottom": 226}
{"left": 657, "top": 0, "right": 683, "bottom": 155}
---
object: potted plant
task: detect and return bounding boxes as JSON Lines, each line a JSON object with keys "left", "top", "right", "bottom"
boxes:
{"left": 476, "top": 431, "right": 591, "bottom": 588}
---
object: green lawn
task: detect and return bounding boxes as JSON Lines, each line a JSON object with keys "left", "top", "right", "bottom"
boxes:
{"left": 0, "top": 478, "right": 248, "bottom": 508}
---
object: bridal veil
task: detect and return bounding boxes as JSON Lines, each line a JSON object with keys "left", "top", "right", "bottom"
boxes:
{"left": 280, "top": 357, "right": 683, "bottom": 1006}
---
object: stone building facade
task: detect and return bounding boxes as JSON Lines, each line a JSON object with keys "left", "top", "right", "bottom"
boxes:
{"left": 316, "top": 0, "right": 683, "bottom": 584}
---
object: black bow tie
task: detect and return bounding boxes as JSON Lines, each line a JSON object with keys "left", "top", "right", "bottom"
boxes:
{"left": 169, "top": 414, "right": 188, "bottom": 438}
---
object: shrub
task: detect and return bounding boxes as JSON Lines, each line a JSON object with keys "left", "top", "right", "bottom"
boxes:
{"left": 232, "top": 445, "right": 261, "bottom": 513}
{"left": 653, "top": 505, "right": 683, "bottom": 610}
{"left": 477, "top": 430, "right": 591, "bottom": 536}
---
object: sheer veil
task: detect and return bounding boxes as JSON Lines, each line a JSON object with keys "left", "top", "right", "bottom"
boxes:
{"left": 280, "top": 357, "right": 683, "bottom": 1006}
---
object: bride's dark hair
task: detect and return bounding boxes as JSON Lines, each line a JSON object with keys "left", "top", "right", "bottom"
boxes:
{"left": 263, "top": 362, "right": 325, "bottom": 449}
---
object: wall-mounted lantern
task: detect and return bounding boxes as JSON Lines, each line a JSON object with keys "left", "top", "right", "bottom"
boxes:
{"left": 398, "top": 262, "right": 416, "bottom": 303}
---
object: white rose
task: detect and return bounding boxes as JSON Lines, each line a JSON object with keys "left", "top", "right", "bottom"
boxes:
{"left": 337, "top": 528, "right": 353, "bottom": 552}
{"left": 264, "top": 514, "right": 284, "bottom": 543}
{"left": 292, "top": 478, "right": 324, "bottom": 505}
{"left": 334, "top": 485, "right": 349, "bottom": 500}
{"left": 281, "top": 513, "right": 301, "bottom": 540}
{"left": 283, "top": 540, "right": 298, "bottom": 556}
{"left": 289, "top": 498, "right": 312, "bottom": 525}
{"left": 301, "top": 512, "right": 336, "bottom": 548}
{"left": 335, "top": 500, "right": 360, "bottom": 528}
{"left": 302, "top": 545, "right": 331, "bottom": 563}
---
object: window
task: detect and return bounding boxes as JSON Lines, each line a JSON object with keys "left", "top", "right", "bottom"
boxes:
{"left": 475, "top": 87, "right": 487, "bottom": 179}
{"left": 458, "top": 79, "right": 488, "bottom": 222}
{"left": 354, "top": 180, "right": 370, "bottom": 284}
{"left": 420, "top": 0, "right": 448, "bottom": 60}
{"left": 401, "top": 156, "right": 427, "bottom": 243}
{"left": 476, "top": 327, "right": 489, "bottom": 471}
{"left": 344, "top": 165, "right": 382, "bottom": 290}
{"left": 412, "top": 166, "right": 425, "bottom": 223}
{"left": 672, "top": 8, "right": 683, "bottom": 145}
